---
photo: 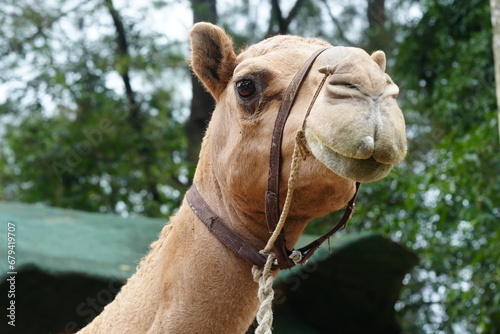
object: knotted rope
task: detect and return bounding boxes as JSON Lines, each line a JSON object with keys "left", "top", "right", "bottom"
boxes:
{"left": 251, "top": 64, "right": 333, "bottom": 334}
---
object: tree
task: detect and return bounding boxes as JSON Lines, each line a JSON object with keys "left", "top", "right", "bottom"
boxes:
{"left": 366, "top": 0, "right": 500, "bottom": 332}
{"left": 187, "top": 0, "right": 217, "bottom": 174}
{"left": 266, "top": 0, "right": 306, "bottom": 36}
{"left": 0, "top": 0, "right": 189, "bottom": 217}
{"left": 365, "top": 0, "right": 387, "bottom": 51}
{"left": 491, "top": 0, "right": 500, "bottom": 140}
{"left": 293, "top": 0, "right": 499, "bottom": 332}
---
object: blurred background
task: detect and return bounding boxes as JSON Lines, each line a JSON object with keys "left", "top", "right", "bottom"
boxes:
{"left": 0, "top": 0, "right": 499, "bottom": 333}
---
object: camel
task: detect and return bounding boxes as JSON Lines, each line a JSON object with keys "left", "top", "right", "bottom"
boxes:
{"left": 78, "top": 23, "right": 406, "bottom": 333}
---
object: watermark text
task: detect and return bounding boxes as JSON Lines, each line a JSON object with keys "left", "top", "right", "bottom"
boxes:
{"left": 6, "top": 221, "right": 17, "bottom": 327}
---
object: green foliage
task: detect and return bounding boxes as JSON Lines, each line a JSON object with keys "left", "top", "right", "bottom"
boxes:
{"left": 0, "top": 0, "right": 189, "bottom": 217}
{"left": 307, "top": 0, "right": 499, "bottom": 332}
{"left": 345, "top": 0, "right": 499, "bottom": 332}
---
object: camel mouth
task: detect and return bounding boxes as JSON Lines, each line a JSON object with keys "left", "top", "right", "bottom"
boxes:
{"left": 306, "top": 137, "right": 394, "bottom": 183}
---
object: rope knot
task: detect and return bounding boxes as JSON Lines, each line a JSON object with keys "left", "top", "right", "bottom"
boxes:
{"left": 296, "top": 130, "right": 311, "bottom": 158}
{"left": 289, "top": 249, "right": 303, "bottom": 264}
{"left": 252, "top": 253, "right": 276, "bottom": 334}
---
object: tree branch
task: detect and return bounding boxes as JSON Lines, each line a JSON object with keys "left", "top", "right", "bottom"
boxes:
{"left": 490, "top": 0, "right": 500, "bottom": 142}
{"left": 267, "top": 0, "right": 305, "bottom": 36}
{"left": 266, "top": 0, "right": 281, "bottom": 36}
{"left": 282, "top": 0, "right": 306, "bottom": 31}
{"left": 103, "top": 0, "right": 140, "bottom": 131}
{"left": 319, "top": 0, "right": 356, "bottom": 45}
{"left": 104, "top": 0, "right": 163, "bottom": 204}
{"left": 1, "top": 0, "right": 91, "bottom": 58}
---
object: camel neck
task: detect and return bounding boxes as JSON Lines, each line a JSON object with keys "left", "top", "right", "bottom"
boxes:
{"left": 79, "top": 201, "right": 262, "bottom": 333}
{"left": 191, "top": 156, "right": 310, "bottom": 261}
{"left": 192, "top": 178, "right": 270, "bottom": 252}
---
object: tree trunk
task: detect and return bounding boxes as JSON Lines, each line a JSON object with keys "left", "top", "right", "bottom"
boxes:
{"left": 491, "top": 0, "right": 500, "bottom": 141}
{"left": 367, "top": 0, "right": 386, "bottom": 28}
{"left": 104, "top": 0, "right": 141, "bottom": 131}
{"left": 105, "top": 0, "right": 161, "bottom": 205}
{"left": 187, "top": 0, "right": 217, "bottom": 176}
{"left": 267, "top": 0, "right": 305, "bottom": 36}
{"left": 365, "top": 0, "right": 387, "bottom": 52}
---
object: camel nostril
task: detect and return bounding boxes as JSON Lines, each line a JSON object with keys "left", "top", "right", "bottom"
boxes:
{"left": 354, "top": 136, "right": 375, "bottom": 159}
{"left": 318, "top": 65, "right": 335, "bottom": 75}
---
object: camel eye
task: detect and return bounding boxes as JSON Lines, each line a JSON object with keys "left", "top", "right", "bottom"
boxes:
{"left": 236, "top": 79, "right": 256, "bottom": 98}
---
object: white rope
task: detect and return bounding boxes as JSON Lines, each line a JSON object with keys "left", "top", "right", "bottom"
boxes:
{"left": 252, "top": 253, "right": 276, "bottom": 334}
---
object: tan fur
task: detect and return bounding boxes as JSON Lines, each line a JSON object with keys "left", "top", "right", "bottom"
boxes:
{"left": 190, "top": 23, "right": 237, "bottom": 99}
{"left": 78, "top": 23, "right": 406, "bottom": 333}
{"left": 371, "top": 50, "right": 386, "bottom": 72}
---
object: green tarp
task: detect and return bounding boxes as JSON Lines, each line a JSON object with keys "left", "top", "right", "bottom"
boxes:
{"left": 0, "top": 201, "right": 165, "bottom": 280}
{"left": 272, "top": 232, "right": 418, "bottom": 333}
{"left": 0, "top": 201, "right": 418, "bottom": 334}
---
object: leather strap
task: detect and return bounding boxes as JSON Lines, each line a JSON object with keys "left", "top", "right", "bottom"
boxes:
{"left": 265, "top": 47, "right": 329, "bottom": 268}
{"left": 186, "top": 185, "right": 269, "bottom": 268}
{"left": 296, "top": 181, "right": 360, "bottom": 264}
{"left": 187, "top": 182, "right": 359, "bottom": 270}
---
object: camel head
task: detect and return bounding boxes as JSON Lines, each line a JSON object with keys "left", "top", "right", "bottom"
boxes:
{"left": 190, "top": 23, "right": 406, "bottom": 226}
{"left": 303, "top": 47, "right": 406, "bottom": 183}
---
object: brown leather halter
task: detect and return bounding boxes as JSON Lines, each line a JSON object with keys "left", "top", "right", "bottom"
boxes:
{"left": 187, "top": 47, "right": 361, "bottom": 270}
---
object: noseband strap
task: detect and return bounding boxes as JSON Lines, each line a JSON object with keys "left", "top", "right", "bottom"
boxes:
{"left": 265, "top": 47, "right": 329, "bottom": 268}
{"left": 187, "top": 47, "right": 361, "bottom": 270}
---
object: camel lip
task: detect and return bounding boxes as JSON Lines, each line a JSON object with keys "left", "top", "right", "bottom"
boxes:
{"left": 316, "top": 146, "right": 394, "bottom": 183}
{"left": 303, "top": 128, "right": 403, "bottom": 165}
{"left": 304, "top": 133, "right": 395, "bottom": 183}
{"left": 326, "top": 148, "right": 392, "bottom": 168}
{"left": 306, "top": 133, "right": 393, "bottom": 165}
{"left": 324, "top": 144, "right": 393, "bottom": 166}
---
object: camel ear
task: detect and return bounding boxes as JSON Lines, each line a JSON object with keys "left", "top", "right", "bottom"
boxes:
{"left": 190, "top": 23, "right": 237, "bottom": 100}
{"left": 371, "top": 50, "right": 386, "bottom": 72}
